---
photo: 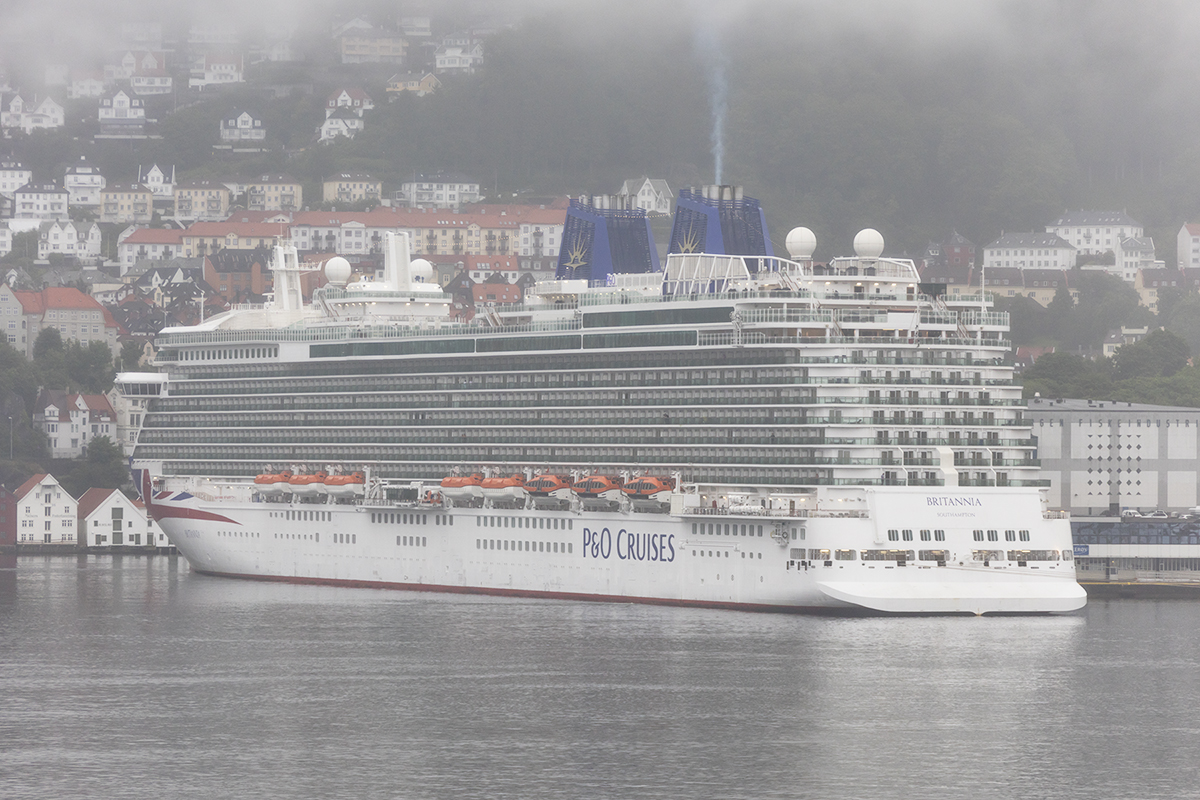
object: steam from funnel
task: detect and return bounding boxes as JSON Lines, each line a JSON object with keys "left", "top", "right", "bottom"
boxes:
{"left": 696, "top": 21, "right": 728, "bottom": 186}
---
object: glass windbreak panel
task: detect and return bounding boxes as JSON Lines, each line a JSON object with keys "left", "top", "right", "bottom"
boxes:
{"left": 808, "top": 549, "right": 830, "bottom": 560}
{"left": 310, "top": 338, "right": 477, "bottom": 358}
{"left": 477, "top": 335, "right": 582, "bottom": 353}
{"left": 972, "top": 550, "right": 1004, "bottom": 561}
{"left": 583, "top": 331, "right": 698, "bottom": 350}
{"left": 834, "top": 549, "right": 856, "bottom": 560}
{"left": 583, "top": 307, "right": 733, "bottom": 328}
{"left": 918, "top": 549, "right": 948, "bottom": 562}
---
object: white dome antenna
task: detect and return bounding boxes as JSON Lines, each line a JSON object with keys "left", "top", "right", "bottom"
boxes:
{"left": 785, "top": 227, "right": 816, "bottom": 260}
{"left": 853, "top": 228, "right": 885, "bottom": 259}
{"left": 324, "top": 256, "right": 351, "bottom": 286}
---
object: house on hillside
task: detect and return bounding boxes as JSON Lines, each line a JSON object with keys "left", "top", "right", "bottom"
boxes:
{"left": 1, "top": 95, "right": 65, "bottom": 134}
{"left": 386, "top": 72, "right": 440, "bottom": 96}
{"left": 98, "top": 89, "right": 146, "bottom": 136}
{"left": 326, "top": 88, "right": 374, "bottom": 117}
{"left": 1045, "top": 210, "right": 1143, "bottom": 258}
{"left": 63, "top": 156, "right": 106, "bottom": 207}
{"left": 13, "top": 183, "right": 69, "bottom": 220}
{"left": 15, "top": 474, "right": 75, "bottom": 546}
{"left": 618, "top": 178, "right": 672, "bottom": 215}
{"left": 34, "top": 390, "right": 116, "bottom": 459}
{"left": 37, "top": 220, "right": 102, "bottom": 262}
{"left": 101, "top": 183, "right": 153, "bottom": 224}
{"left": 220, "top": 110, "right": 266, "bottom": 143}
{"left": 318, "top": 108, "right": 365, "bottom": 142}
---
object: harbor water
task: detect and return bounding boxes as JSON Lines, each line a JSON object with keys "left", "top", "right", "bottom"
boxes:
{"left": 1, "top": 554, "right": 1197, "bottom": 799}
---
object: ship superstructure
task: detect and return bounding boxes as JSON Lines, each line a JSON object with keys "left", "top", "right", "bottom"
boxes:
{"left": 132, "top": 195, "right": 1085, "bottom": 614}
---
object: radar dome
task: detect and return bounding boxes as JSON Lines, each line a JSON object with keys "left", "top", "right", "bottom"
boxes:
{"left": 853, "top": 228, "right": 885, "bottom": 259}
{"left": 324, "top": 256, "right": 352, "bottom": 286}
{"left": 409, "top": 258, "right": 433, "bottom": 282}
{"left": 785, "top": 227, "right": 816, "bottom": 259}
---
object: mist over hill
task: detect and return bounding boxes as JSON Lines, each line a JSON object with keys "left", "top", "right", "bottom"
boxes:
{"left": 6, "top": 0, "right": 1200, "bottom": 261}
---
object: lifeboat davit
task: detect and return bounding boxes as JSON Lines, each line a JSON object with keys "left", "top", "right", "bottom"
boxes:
{"left": 440, "top": 473, "right": 484, "bottom": 501}
{"left": 254, "top": 470, "right": 293, "bottom": 497}
{"left": 623, "top": 476, "right": 676, "bottom": 511}
{"left": 288, "top": 470, "right": 329, "bottom": 497}
{"left": 324, "top": 471, "right": 365, "bottom": 499}
{"left": 481, "top": 474, "right": 528, "bottom": 501}
{"left": 573, "top": 475, "right": 625, "bottom": 511}
{"left": 527, "top": 474, "right": 574, "bottom": 509}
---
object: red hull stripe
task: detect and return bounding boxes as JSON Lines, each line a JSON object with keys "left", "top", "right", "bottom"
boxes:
{"left": 192, "top": 569, "right": 831, "bottom": 614}
{"left": 151, "top": 506, "right": 241, "bottom": 525}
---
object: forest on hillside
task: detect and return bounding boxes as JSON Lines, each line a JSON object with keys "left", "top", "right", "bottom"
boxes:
{"left": 7, "top": 1, "right": 1200, "bottom": 265}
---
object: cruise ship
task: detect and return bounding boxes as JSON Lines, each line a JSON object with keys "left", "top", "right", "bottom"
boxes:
{"left": 132, "top": 190, "right": 1085, "bottom": 614}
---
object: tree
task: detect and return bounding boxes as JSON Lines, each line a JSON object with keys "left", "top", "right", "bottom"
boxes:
{"left": 64, "top": 340, "right": 114, "bottom": 394}
{"left": 119, "top": 340, "right": 147, "bottom": 372}
{"left": 1111, "top": 329, "right": 1191, "bottom": 381}
{"left": 58, "top": 435, "right": 129, "bottom": 497}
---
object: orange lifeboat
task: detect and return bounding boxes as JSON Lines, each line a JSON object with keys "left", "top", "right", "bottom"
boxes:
{"left": 254, "top": 470, "right": 292, "bottom": 496}
{"left": 481, "top": 474, "right": 527, "bottom": 501}
{"left": 288, "top": 470, "right": 329, "bottom": 498}
{"left": 324, "top": 470, "right": 365, "bottom": 499}
{"left": 573, "top": 475, "right": 625, "bottom": 510}
{"left": 527, "top": 474, "right": 574, "bottom": 509}
{"left": 440, "top": 473, "right": 484, "bottom": 501}
{"left": 623, "top": 476, "right": 676, "bottom": 511}
{"left": 622, "top": 476, "right": 676, "bottom": 498}
{"left": 526, "top": 474, "right": 573, "bottom": 495}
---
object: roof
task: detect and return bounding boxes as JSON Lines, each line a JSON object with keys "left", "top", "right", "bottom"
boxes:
{"left": 178, "top": 179, "right": 230, "bottom": 191}
{"left": 14, "top": 287, "right": 107, "bottom": 314}
{"left": 76, "top": 487, "right": 122, "bottom": 520}
{"left": 186, "top": 221, "right": 290, "bottom": 237}
{"left": 290, "top": 205, "right": 566, "bottom": 230}
{"left": 14, "top": 473, "right": 50, "bottom": 500}
{"left": 328, "top": 88, "right": 373, "bottom": 103}
{"left": 121, "top": 228, "right": 186, "bottom": 245}
{"left": 16, "top": 182, "right": 66, "bottom": 195}
{"left": 986, "top": 232, "right": 1074, "bottom": 250}
{"left": 1182, "top": 223, "right": 1200, "bottom": 237}
{"left": 326, "top": 172, "right": 378, "bottom": 182}
{"left": 1027, "top": 398, "right": 1200, "bottom": 414}
{"left": 1048, "top": 210, "right": 1142, "bottom": 228}
{"left": 104, "top": 183, "right": 151, "bottom": 193}
{"left": 245, "top": 174, "right": 298, "bottom": 185}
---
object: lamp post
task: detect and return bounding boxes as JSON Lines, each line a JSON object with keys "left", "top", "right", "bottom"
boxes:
{"left": 7, "top": 415, "right": 11, "bottom": 461}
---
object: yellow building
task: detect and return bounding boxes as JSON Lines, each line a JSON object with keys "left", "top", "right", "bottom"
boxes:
{"left": 340, "top": 30, "right": 406, "bottom": 64}
{"left": 174, "top": 179, "right": 231, "bottom": 221}
{"left": 322, "top": 172, "right": 382, "bottom": 204}
{"left": 244, "top": 174, "right": 301, "bottom": 212}
{"left": 100, "top": 183, "right": 153, "bottom": 224}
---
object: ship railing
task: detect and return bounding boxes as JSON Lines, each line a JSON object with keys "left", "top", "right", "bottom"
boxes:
{"left": 719, "top": 334, "right": 1011, "bottom": 349}
{"left": 686, "top": 506, "right": 872, "bottom": 519}
{"left": 961, "top": 311, "right": 1010, "bottom": 327}
{"left": 739, "top": 309, "right": 835, "bottom": 324}
{"left": 156, "top": 318, "right": 585, "bottom": 347}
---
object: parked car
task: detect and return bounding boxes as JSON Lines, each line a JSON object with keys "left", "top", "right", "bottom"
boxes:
{"left": 1145, "top": 510, "right": 1170, "bottom": 519}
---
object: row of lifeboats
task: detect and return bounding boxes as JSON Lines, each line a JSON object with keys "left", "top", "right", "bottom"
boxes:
{"left": 254, "top": 470, "right": 366, "bottom": 498}
{"left": 438, "top": 474, "right": 675, "bottom": 506}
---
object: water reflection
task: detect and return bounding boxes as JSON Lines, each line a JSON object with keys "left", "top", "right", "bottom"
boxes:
{"left": 1, "top": 558, "right": 1197, "bottom": 800}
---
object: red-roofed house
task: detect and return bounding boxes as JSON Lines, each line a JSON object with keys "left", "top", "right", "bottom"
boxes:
{"left": 15, "top": 474, "right": 76, "bottom": 546}
{"left": 34, "top": 389, "right": 117, "bottom": 458}
{"left": 181, "top": 221, "right": 290, "bottom": 258}
{"left": 8, "top": 286, "right": 121, "bottom": 358}
{"left": 77, "top": 487, "right": 158, "bottom": 548}
{"left": 287, "top": 205, "right": 566, "bottom": 267}
{"left": 117, "top": 227, "right": 186, "bottom": 271}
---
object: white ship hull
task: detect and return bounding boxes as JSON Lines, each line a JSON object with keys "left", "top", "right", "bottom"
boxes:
{"left": 145, "top": 480, "right": 1086, "bottom": 615}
